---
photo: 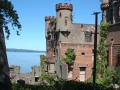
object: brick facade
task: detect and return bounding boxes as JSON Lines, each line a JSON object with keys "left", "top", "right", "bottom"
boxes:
{"left": 101, "top": 0, "right": 120, "bottom": 68}
{"left": 60, "top": 43, "right": 93, "bottom": 81}
{"left": 44, "top": 3, "right": 100, "bottom": 81}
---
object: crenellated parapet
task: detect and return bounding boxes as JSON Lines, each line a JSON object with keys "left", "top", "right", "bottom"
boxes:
{"left": 101, "top": 3, "right": 109, "bottom": 10}
{"left": 56, "top": 3, "right": 73, "bottom": 11}
{"left": 45, "top": 16, "right": 54, "bottom": 21}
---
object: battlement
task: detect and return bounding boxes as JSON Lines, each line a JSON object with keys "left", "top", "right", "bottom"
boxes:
{"left": 101, "top": 3, "right": 109, "bottom": 10}
{"left": 56, "top": 3, "right": 73, "bottom": 11}
{"left": 45, "top": 16, "right": 54, "bottom": 21}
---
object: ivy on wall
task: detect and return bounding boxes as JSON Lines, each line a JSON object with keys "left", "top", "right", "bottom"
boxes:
{"left": 88, "top": 22, "right": 113, "bottom": 85}
{"left": 96, "top": 22, "right": 113, "bottom": 85}
{"left": 62, "top": 48, "right": 76, "bottom": 65}
{"left": 40, "top": 55, "right": 45, "bottom": 74}
{"left": 96, "top": 22, "right": 110, "bottom": 76}
{"left": 118, "top": 48, "right": 120, "bottom": 56}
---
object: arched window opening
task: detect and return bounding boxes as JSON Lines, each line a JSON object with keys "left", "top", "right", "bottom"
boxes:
{"left": 59, "top": 12, "right": 62, "bottom": 18}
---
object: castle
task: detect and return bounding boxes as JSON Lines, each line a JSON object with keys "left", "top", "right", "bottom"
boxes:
{"left": 101, "top": 0, "right": 120, "bottom": 67}
{"left": 9, "top": 0, "right": 120, "bottom": 83}
{"left": 44, "top": 3, "right": 100, "bottom": 81}
{"left": 44, "top": 0, "right": 120, "bottom": 82}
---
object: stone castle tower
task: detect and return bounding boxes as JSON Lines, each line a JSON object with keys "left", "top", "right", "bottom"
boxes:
{"left": 101, "top": 0, "right": 120, "bottom": 23}
{"left": 56, "top": 3, "right": 72, "bottom": 39}
{"left": 101, "top": 0, "right": 120, "bottom": 67}
{"left": 44, "top": 3, "right": 100, "bottom": 81}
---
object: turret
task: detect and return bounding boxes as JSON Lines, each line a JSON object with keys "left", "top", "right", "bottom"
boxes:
{"left": 56, "top": 3, "right": 73, "bottom": 32}
{"left": 45, "top": 16, "right": 54, "bottom": 38}
{"left": 101, "top": 0, "right": 110, "bottom": 23}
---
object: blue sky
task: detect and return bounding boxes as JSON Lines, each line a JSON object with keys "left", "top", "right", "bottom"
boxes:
{"left": 5, "top": 0, "right": 102, "bottom": 51}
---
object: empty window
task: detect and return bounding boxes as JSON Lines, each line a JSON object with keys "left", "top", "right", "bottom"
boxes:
{"left": 35, "top": 77, "right": 39, "bottom": 82}
{"left": 92, "top": 50, "right": 94, "bottom": 61}
{"left": 48, "top": 35, "right": 51, "bottom": 40}
{"left": 47, "top": 41, "right": 51, "bottom": 46}
{"left": 111, "top": 38, "right": 114, "bottom": 41}
{"left": 48, "top": 64, "right": 50, "bottom": 70}
{"left": 59, "top": 12, "right": 62, "bottom": 18}
{"left": 79, "top": 67, "right": 86, "bottom": 81}
{"left": 68, "top": 68, "right": 73, "bottom": 79}
{"left": 81, "top": 24, "right": 83, "bottom": 28}
{"left": 85, "top": 31, "right": 92, "bottom": 42}
{"left": 81, "top": 52, "right": 85, "bottom": 55}
{"left": 65, "top": 19, "right": 67, "bottom": 26}
{"left": 60, "top": 65, "right": 62, "bottom": 78}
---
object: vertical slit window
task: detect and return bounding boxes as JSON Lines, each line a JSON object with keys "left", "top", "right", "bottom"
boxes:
{"left": 65, "top": 19, "right": 67, "bottom": 26}
{"left": 59, "top": 12, "right": 62, "bottom": 18}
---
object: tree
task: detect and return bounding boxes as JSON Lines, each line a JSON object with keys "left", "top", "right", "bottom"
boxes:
{"left": 0, "top": 0, "right": 21, "bottom": 89}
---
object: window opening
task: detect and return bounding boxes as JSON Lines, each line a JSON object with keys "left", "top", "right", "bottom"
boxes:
{"left": 65, "top": 19, "right": 67, "bottom": 26}
{"left": 81, "top": 52, "right": 85, "bottom": 55}
{"left": 59, "top": 12, "right": 62, "bottom": 18}
{"left": 85, "top": 31, "right": 92, "bottom": 42}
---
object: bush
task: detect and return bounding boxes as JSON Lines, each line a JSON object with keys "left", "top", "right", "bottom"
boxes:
{"left": 11, "top": 80, "right": 114, "bottom": 90}
{"left": 62, "top": 48, "right": 76, "bottom": 65}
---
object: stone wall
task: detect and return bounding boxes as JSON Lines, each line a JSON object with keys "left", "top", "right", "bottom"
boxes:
{"left": 9, "top": 65, "right": 41, "bottom": 84}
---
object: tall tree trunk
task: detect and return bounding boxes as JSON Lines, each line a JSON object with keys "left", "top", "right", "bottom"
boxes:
{"left": 0, "top": 20, "right": 11, "bottom": 89}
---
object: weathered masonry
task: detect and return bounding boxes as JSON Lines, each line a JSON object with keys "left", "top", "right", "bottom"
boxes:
{"left": 101, "top": 0, "right": 120, "bottom": 67}
{"left": 44, "top": 3, "right": 100, "bottom": 81}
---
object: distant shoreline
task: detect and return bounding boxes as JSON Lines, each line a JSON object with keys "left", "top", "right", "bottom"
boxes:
{"left": 6, "top": 48, "right": 46, "bottom": 53}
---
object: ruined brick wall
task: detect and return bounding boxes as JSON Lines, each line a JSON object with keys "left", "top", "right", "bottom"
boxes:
{"left": 60, "top": 43, "right": 93, "bottom": 81}
{"left": 107, "top": 23, "right": 120, "bottom": 67}
{"left": 45, "top": 16, "right": 56, "bottom": 63}
{"left": 112, "top": 46, "right": 119, "bottom": 67}
{"left": 107, "top": 23, "right": 120, "bottom": 45}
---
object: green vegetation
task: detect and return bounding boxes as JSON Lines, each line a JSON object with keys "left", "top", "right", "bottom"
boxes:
{"left": 96, "top": 22, "right": 110, "bottom": 83}
{"left": 0, "top": 0, "right": 22, "bottom": 39}
{"left": 11, "top": 80, "right": 115, "bottom": 90}
{"left": 62, "top": 48, "right": 76, "bottom": 65}
{"left": 39, "top": 73, "right": 59, "bottom": 85}
{"left": 0, "top": 0, "right": 22, "bottom": 89}
{"left": 118, "top": 48, "right": 120, "bottom": 56}
{"left": 88, "top": 22, "right": 116, "bottom": 86}
{"left": 53, "top": 18, "right": 56, "bottom": 23}
{"left": 40, "top": 55, "right": 45, "bottom": 74}
{"left": 115, "top": 66, "right": 120, "bottom": 85}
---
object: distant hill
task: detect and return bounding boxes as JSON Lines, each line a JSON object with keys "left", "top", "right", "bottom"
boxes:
{"left": 6, "top": 48, "right": 46, "bottom": 53}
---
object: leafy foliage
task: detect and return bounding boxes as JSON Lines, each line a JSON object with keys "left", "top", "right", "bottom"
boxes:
{"left": 11, "top": 80, "right": 115, "bottom": 90}
{"left": 96, "top": 22, "right": 110, "bottom": 79}
{"left": 97, "top": 67, "right": 116, "bottom": 86}
{"left": 0, "top": 0, "right": 22, "bottom": 39}
{"left": 39, "top": 73, "right": 59, "bottom": 86}
{"left": 62, "top": 48, "right": 76, "bottom": 65}
{"left": 114, "top": 66, "right": 120, "bottom": 85}
{"left": 53, "top": 18, "right": 56, "bottom": 23}
{"left": 118, "top": 48, "right": 120, "bottom": 56}
{"left": 40, "top": 55, "right": 45, "bottom": 74}
{"left": 89, "top": 22, "right": 116, "bottom": 86}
